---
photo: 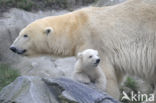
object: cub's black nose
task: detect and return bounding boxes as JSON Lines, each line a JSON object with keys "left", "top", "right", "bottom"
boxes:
{"left": 96, "top": 59, "right": 100, "bottom": 64}
{"left": 10, "top": 46, "right": 17, "bottom": 53}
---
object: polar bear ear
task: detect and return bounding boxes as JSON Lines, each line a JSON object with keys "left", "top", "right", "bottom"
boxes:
{"left": 95, "top": 50, "right": 98, "bottom": 55}
{"left": 77, "top": 52, "right": 82, "bottom": 59}
{"left": 44, "top": 27, "right": 53, "bottom": 35}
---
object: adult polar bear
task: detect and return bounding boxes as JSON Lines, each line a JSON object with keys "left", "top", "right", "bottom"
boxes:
{"left": 10, "top": 0, "right": 156, "bottom": 99}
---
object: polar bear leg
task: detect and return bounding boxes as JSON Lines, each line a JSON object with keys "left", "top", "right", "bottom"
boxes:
{"left": 115, "top": 70, "right": 125, "bottom": 85}
{"left": 74, "top": 73, "right": 90, "bottom": 84}
{"left": 95, "top": 77, "right": 107, "bottom": 91}
{"left": 106, "top": 74, "right": 120, "bottom": 99}
{"left": 100, "top": 61, "right": 120, "bottom": 99}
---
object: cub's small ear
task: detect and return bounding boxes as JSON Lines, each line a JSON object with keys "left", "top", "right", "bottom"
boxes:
{"left": 44, "top": 27, "right": 53, "bottom": 35}
{"left": 77, "top": 52, "right": 82, "bottom": 60}
{"left": 95, "top": 50, "right": 98, "bottom": 54}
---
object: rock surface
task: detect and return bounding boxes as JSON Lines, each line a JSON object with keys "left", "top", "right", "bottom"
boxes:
{"left": 15, "top": 56, "right": 76, "bottom": 78}
{"left": 95, "top": 0, "right": 125, "bottom": 6}
{"left": 0, "top": 76, "right": 59, "bottom": 103}
{"left": 43, "top": 78, "right": 120, "bottom": 103}
{"left": 0, "top": 76, "right": 120, "bottom": 103}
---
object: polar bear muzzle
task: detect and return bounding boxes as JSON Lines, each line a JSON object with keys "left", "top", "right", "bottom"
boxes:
{"left": 95, "top": 59, "right": 100, "bottom": 64}
{"left": 10, "top": 46, "right": 27, "bottom": 55}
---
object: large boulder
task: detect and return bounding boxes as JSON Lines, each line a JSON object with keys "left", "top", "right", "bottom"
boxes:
{"left": 13, "top": 56, "right": 76, "bottom": 78}
{"left": 0, "top": 76, "right": 59, "bottom": 103}
{"left": 0, "top": 76, "right": 120, "bottom": 103}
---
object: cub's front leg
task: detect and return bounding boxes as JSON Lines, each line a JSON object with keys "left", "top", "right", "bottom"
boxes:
{"left": 95, "top": 76, "right": 107, "bottom": 91}
{"left": 73, "top": 72, "right": 90, "bottom": 84}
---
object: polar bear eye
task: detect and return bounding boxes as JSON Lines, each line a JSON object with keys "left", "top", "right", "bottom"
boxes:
{"left": 23, "top": 34, "right": 28, "bottom": 38}
{"left": 89, "top": 56, "right": 92, "bottom": 58}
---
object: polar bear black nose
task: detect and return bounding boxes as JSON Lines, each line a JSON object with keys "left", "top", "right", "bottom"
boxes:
{"left": 96, "top": 59, "right": 100, "bottom": 64}
{"left": 10, "top": 46, "right": 17, "bottom": 53}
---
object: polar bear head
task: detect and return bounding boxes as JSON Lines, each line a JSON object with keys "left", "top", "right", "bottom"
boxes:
{"left": 77, "top": 49, "right": 100, "bottom": 68}
{"left": 9, "top": 12, "right": 87, "bottom": 57}
{"left": 9, "top": 22, "right": 54, "bottom": 56}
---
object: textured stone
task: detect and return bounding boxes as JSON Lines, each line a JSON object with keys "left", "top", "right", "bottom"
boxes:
{"left": 0, "top": 76, "right": 120, "bottom": 103}
{"left": 43, "top": 78, "right": 120, "bottom": 103}
{"left": 0, "top": 76, "right": 59, "bottom": 103}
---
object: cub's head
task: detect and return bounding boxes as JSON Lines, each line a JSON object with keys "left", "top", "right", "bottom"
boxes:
{"left": 10, "top": 21, "right": 53, "bottom": 56}
{"left": 77, "top": 49, "right": 100, "bottom": 67}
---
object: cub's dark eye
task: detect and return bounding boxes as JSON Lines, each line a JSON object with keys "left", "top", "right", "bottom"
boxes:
{"left": 89, "top": 56, "right": 92, "bottom": 58}
{"left": 23, "top": 34, "right": 28, "bottom": 38}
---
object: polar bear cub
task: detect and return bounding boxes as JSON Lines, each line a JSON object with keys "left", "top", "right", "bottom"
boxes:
{"left": 73, "top": 49, "right": 107, "bottom": 91}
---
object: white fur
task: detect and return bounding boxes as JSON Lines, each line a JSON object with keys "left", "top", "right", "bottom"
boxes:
{"left": 11, "top": 0, "right": 156, "bottom": 99}
{"left": 73, "top": 49, "right": 107, "bottom": 91}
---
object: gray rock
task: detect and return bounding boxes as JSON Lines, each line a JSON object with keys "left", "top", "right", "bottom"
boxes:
{"left": 130, "top": 76, "right": 153, "bottom": 94}
{"left": 0, "top": 76, "right": 59, "bottom": 103}
{"left": 95, "top": 0, "right": 126, "bottom": 6}
{"left": 43, "top": 78, "right": 120, "bottom": 103}
{"left": 0, "top": 76, "right": 120, "bottom": 103}
{"left": 14, "top": 56, "right": 76, "bottom": 78}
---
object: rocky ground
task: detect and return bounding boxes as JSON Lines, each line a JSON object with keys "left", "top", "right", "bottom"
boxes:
{"left": 0, "top": 76, "right": 120, "bottom": 103}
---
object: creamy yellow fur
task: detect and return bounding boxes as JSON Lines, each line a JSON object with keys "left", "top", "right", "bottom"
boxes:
{"left": 11, "top": 0, "right": 156, "bottom": 100}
